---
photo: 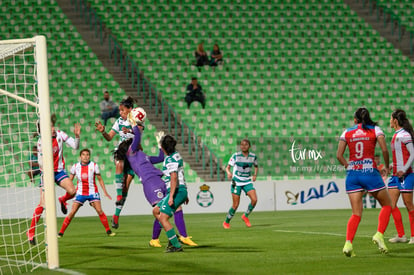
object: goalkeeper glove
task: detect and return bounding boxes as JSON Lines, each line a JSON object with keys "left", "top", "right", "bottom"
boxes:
{"left": 127, "top": 112, "right": 137, "bottom": 126}
{"left": 155, "top": 131, "right": 164, "bottom": 148}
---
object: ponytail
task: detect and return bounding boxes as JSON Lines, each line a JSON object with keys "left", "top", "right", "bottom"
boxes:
{"left": 120, "top": 96, "right": 134, "bottom": 109}
{"left": 354, "top": 107, "right": 377, "bottom": 129}
{"left": 392, "top": 109, "right": 414, "bottom": 140}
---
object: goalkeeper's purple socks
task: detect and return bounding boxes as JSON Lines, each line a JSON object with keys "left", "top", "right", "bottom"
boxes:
{"left": 152, "top": 218, "right": 162, "bottom": 239}
{"left": 174, "top": 209, "right": 188, "bottom": 237}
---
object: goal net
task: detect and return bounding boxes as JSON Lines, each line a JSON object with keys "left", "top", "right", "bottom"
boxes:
{"left": 0, "top": 36, "right": 58, "bottom": 273}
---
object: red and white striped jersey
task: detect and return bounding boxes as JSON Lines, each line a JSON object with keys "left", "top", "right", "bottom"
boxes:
{"left": 340, "top": 124, "right": 384, "bottom": 171}
{"left": 37, "top": 130, "right": 79, "bottom": 172}
{"left": 391, "top": 129, "right": 413, "bottom": 175}
{"left": 71, "top": 161, "right": 100, "bottom": 196}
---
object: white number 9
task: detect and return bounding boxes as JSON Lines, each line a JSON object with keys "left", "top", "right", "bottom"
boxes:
{"left": 355, "top": 142, "right": 364, "bottom": 159}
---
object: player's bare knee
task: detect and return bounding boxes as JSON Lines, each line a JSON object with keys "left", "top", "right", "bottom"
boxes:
{"left": 152, "top": 207, "right": 160, "bottom": 217}
{"left": 251, "top": 198, "right": 258, "bottom": 206}
{"left": 158, "top": 214, "right": 168, "bottom": 224}
{"left": 403, "top": 199, "right": 414, "bottom": 211}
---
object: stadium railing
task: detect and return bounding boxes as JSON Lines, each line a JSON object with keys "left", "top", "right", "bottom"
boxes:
{"left": 360, "top": 0, "right": 414, "bottom": 55}
{"left": 72, "top": 0, "right": 224, "bottom": 181}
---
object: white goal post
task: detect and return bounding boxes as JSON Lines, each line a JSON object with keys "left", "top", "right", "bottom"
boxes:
{"left": 0, "top": 36, "right": 58, "bottom": 272}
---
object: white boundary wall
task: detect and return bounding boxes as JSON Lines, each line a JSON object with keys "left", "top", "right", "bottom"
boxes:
{"left": 4, "top": 179, "right": 404, "bottom": 218}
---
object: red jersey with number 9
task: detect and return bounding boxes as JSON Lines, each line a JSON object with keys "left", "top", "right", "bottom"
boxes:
{"left": 340, "top": 123, "right": 384, "bottom": 171}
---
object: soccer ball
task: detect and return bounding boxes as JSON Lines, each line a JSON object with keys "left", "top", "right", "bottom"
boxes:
{"left": 129, "top": 107, "right": 146, "bottom": 124}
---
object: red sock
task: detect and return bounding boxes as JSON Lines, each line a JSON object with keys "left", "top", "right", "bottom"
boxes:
{"left": 378, "top": 205, "right": 392, "bottom": 234}
{"left": 392, "top": 207, "right": 405, "bottom": 237}
{"left": 59, "top": 192, "right": 75, "bottom": 203}
{"left": 59, "top": 217, "right": 72, "bottom": 234}
{"left": 28, "top": 205, "right": 44, "bottom": 237}
{"left": 346, "top": 214, "right": 361, "bottom": 242}
{"left": 408, "top": 210, "right": 414, "bottom": 237}
{"left": 113, "top": 214, "right": 119, "bottom": 225}
{"left": 99, "top": 213, "right": 110, "bottom": 231}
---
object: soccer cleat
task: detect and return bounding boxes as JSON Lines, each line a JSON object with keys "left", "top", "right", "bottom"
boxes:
{"left": 58, "top": 197, "right": 68, "bottom": 215}
{"left": 165, "top": 245, "right": 183, "bottom": 253}
{"left": 223, "top": 221, "right": 230, "bottom": 229}
{"left": 111, "top": 219, "right": 119, "bottom": 229}
{"left": 388, "top": 235, "right": 407, "bottom": 243}
{"left": 57, "top": 233, "right": 63, "bottom": 238}
{"left": 29, "top": 238, "right": 36, "bottom": 246}
{"left": 409, "top": 237, "right": 414, "bottom": 244}
{"left": 342, "top": 241, "right": 356, "bottom": 257}
{"left": 27, "top": 231, "right": 36, "bottom": 245}
{"left": 372, "top": 232, "right": 388, "bottom": 254}
{"left": 241, "top": 214, "right": 251, "bottom": 227}
{"left": 106, "top": 230, "right": 116, "bottom": 237}
{"left": 149, "top": 239, "right": 162, "bottom": 248}
{"left": 179, "top": 236, "right": 198, "bottom": 246}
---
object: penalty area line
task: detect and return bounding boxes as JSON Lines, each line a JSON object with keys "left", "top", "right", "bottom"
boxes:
{"left": 273, "top": 229, "right": 374, "bottom": 239}
{"left": 0, "top": 257, "right": 86, "bottom": 275}
{"left": 273, "top": 229, "right": 343, "bottom": 237}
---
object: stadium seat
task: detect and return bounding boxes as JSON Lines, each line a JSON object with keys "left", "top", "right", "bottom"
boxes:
{"left": 73, "top": 0, "right": 414, "bottom": 179}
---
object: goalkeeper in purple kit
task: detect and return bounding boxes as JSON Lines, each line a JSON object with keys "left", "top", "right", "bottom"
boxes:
{"left": 115, "top": 112, "right": 197, "bottom": 247}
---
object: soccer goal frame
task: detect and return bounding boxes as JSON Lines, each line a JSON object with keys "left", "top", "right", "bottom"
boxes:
{"left": 0, "top": 36, "right": 59, "bottom": 270}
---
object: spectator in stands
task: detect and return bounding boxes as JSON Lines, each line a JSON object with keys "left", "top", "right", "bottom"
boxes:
{"left": 185, "top": 77, "right": 205, "bottom": 109}
{"left": 195, "top": 42, "right": 209, "bottom": 67}
{"left": 27, "top": 146, "right": 40, "bottom": 184}
{"left": 100, "top": 90, "right": 119, "bottom": 126}
{"left": 210, "top": 44, "right": 223, "bottom": 67}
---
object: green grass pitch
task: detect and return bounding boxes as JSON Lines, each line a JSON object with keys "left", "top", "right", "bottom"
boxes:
{"left": 6, "top": 209, "right": 414, "bottom": 274}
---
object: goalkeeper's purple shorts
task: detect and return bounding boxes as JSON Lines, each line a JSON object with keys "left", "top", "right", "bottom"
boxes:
{"left": 143, "top": 176, "right": 166, "bottom": 207}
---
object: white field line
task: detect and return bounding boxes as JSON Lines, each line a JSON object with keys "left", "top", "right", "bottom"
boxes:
{"left": 0, "top": 257, "right": 85, "bottom": 275}
{"left": 273, "top": 229, "right": 374, "bottom": 238}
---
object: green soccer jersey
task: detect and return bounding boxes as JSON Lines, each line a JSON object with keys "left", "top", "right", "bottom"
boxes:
{"left": 228, "top": 151, "right": 258, "bottom": 186}
{"left": 29, "top": 154, "right": 39, "bottom": 170}
{"left": 162, "top": 152, "right": 186, "bottom": 190}
{"left": 111, "top": 117, "right": 134, "bottom": 144}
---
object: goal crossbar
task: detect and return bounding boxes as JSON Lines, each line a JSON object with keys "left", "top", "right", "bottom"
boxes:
{"left": 0, "top": 43, "right": 35, "bottom": 61}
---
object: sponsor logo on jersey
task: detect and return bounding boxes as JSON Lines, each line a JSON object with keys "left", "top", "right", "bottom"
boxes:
{"left": 81, "top": 172, "right": 88, "bottom": 180}
{"left": 352, "top": 129, "right": 366, "bottom": 138}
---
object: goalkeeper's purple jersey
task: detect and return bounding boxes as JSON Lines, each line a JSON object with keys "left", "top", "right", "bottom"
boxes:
{"left": 127, "top": 150, "right": 164, "bottom": 182}
{"left": 126, "top": 126, "right": 164, "bottom": 183}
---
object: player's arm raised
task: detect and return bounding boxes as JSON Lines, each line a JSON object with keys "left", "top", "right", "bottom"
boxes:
{"left": 64, "top": 123, "right": 81, "bottom": 149}
{"left": 95, "top": 121, "right": 116, "bottom": 141}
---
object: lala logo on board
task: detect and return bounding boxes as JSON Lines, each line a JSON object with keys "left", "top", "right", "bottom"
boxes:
{"left": 285, "top": 182, "right": 339, "bottom": 205}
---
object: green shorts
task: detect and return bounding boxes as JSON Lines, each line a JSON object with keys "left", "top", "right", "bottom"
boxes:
{"left": 157, "top": 186, "right": 188, "bottom": 217}
{"left": 127, "top": 168, "right": 135, "bottom": 176}
{"left": 231, "top": 182, "right": 255, "bottom": 196}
